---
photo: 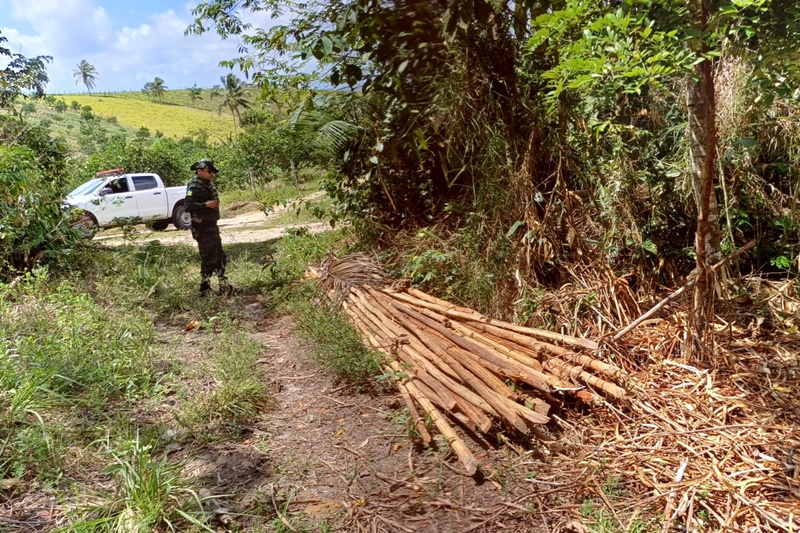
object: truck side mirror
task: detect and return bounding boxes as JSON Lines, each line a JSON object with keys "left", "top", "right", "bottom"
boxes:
{"left": 99, "top": 187, "right": 113, "bottom": 196}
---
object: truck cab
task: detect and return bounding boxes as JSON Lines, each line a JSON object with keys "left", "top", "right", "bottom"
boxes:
{"left": 65, "top": 169, "right": 191, "bottom": 235}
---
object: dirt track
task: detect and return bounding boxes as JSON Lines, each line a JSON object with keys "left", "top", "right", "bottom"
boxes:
{"left": 86, "top": 194, "right": 560, "bottom": 531}
{"left": 94, "top": 193, "right": 331, "bottom": 246}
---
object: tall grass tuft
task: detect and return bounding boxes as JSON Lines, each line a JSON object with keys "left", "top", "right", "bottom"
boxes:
{"left": 292, "top": 290, "right": 383, "bottom": 386}
{"left": 65, "top": 432, "right": 217, "bottom": 533}
{"left": 176, "top": 326, "right": 270, "bottom": 437}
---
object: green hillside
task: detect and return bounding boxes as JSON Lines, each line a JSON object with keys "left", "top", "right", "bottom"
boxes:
{"left": 68, "top": 87, "right": 262, "bottom": 113}
{"left": 20, "top": 99, "right": 136, "bottom": 154}
{"left": 54, "top": 94, "right": 235, "bottom": 142}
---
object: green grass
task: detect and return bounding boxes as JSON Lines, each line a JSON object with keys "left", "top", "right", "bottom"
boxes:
{"left": 62, "top": 87, "right": 264, "bottom": 113}
{"left": 0, "top": 274, "right": 161, "bottom": 484}
{"left": 53, "top": 95, "right": 235, "bottom": 143}
{"left": 64, "top": 432, "right": 217, "bottom": 533}
{"left": 175, "top": 325, "right": 270, "bottom": 439}
{"left": 0, "top": 162, "right": 363, "bottom": 531}
{"left": 291, "top": 292, "right": 383, "bottom": 386}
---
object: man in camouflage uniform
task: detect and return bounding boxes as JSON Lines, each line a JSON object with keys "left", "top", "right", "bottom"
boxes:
{"left": 184, "top": 159, "right": 231, "bottom": 296}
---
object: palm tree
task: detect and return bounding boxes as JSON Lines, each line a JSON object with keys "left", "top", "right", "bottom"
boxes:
{"left": 188, "top": 83, "right": 203, "bottom": 105}
{"left": 73, "top": 60, "right": 98, "bottom": 94}
{"left": 209, "top": 85, "right": 222, "bottom": 102}
{"left": 151, "top": 77, "right": 167, "bottom": 101}
{"left": 217, "top": 74, "right": 250, "bottom": 136}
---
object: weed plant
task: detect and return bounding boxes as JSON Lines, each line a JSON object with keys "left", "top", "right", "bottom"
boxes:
{"left": 175, "top": 324, "right": 270, "bottom": 438}
{"left": 291, "top": 290, "right": 383, "bottom": 386}
{"left": 65, "top": 432, "right": 217, "bottom": 533}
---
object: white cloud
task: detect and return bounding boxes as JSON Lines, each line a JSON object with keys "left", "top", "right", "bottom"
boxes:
{"left": 2, "top": 0, "right": 259, "bottom": 93}
{"left": 9, "top": 0, "right": 113, "bottom": 55}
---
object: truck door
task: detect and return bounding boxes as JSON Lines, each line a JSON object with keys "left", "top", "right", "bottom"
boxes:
{"left": 99, "top": 176, "right": 139, "bottom": 222}
{"left": 130, "top": 174, "right": 165, "bottom": 220}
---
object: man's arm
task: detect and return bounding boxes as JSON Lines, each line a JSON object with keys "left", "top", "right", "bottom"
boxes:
{"left": 184, "top": 181, "right": 205, "bottom": 213}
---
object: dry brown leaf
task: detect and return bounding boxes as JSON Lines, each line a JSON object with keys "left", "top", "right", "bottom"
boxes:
{"left": 184, "top": 319, "right": 202, "bottom": 332}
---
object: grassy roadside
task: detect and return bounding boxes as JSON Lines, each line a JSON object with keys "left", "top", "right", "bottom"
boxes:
{"left": 0, "top": 181, "right": 356, "bottom": 531}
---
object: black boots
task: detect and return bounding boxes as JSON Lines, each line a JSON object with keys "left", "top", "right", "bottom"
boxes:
{"left": 199, "top": 279, "right": 212, "bottom": 297}
{"left": 200, "top": 279, "right": 233, "bottom": 297}
{"left": 218, "top": 280, "right": 233, "bottom": 297}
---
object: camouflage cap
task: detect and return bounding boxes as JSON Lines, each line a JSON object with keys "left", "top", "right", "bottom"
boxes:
{"left": 190, "top": 159, "right": 218, "bottom": 173}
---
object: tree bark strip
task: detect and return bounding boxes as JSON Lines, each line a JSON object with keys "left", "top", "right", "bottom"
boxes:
{"left": 382, "top": 288, "right": 598, "bottom": 351}
{"left": 347, "top": 298, "right": 504, "bottom": 428}
{"left": 462, "top": 319, "right": 621, "bottom": 379}
{"left": 359, "top": 289, "right": 551, "bottom": 428}
{"left": 377, "top": 291, "right": 555, "bottom": 392}
{"left": 403, "top": 379, "right": 480, "bottom": 475}
{"left": 411, "top": 305, "right": 555, "bottom": 393}
{"left": 394, "top": 378, "right": 434, "bottom": 444}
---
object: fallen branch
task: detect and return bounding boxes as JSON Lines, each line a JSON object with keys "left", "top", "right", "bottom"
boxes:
{"left": 611, "top": 239, "right": 756, "bottom": 342}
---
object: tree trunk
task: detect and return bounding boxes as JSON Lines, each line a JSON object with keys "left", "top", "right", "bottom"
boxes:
{"left": 686, "top": 0, "right": 722, "bottom": 350}
{"left": 290, "top": 159, "right": 298, "bottom": 186}
{"left": 248, "top": 167, "right": 256, "bottom": 195}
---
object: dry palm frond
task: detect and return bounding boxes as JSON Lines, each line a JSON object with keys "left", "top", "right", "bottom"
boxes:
{"left": 317, "top": 253, "right": 387, "bottom": 305}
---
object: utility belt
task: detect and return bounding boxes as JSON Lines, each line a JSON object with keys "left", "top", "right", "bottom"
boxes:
{"left": 191, "top": 216, "right": 218, "bottom": 227}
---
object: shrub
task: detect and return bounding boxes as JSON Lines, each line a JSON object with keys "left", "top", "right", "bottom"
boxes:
{"left": 0, "top": 145, "right": 82, "bottom": 280}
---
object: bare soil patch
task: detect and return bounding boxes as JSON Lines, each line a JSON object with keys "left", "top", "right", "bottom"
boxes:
{"left": 168, "top": 299, "right": 560, "bottom": 532}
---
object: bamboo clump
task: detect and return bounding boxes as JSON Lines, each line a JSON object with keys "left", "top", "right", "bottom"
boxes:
{"left": 319, "top": 256, "right": 628, "bottom": 475}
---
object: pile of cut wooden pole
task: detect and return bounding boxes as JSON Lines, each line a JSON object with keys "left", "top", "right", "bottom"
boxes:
{"left": 319, "top": 257, "right": 627, "bottom": 475}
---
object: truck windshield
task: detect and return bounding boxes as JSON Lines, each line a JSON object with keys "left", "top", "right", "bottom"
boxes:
{"left": 68, "top": 178, "right": 105, "bottom": 197}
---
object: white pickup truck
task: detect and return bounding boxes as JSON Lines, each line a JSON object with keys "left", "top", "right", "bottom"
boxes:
{"left": 65, "top": 169, "right": 191, "bottom": 235}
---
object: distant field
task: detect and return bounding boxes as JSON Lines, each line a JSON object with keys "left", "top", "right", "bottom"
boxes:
{"left": 99, "top": 87, "right": 259, "bottom": 112}
{"left": 54, "top": 94, "right": 236, "bottom": 143}
{"left": 56, "top": 87, "right": 263, "bottom": 113}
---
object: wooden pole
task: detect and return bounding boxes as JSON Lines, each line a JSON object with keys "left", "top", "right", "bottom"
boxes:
{"left": 381, "top": 288, "right": 598, "bottom": 351}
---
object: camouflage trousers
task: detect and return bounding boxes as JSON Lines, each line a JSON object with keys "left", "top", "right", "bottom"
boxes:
{"left": 191, "top": 222, "right": 227, "bottom": 283}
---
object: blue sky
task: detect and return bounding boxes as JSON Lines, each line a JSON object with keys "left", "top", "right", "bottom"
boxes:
{"left": 0, "top": 0, "right": 277, "bottom": 93}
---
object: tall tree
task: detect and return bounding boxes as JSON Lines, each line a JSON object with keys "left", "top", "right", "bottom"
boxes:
{"left": 188, "top": 83, "right": 203, "bottom": 105}
{"left": 73, "top": 60, "right": 98, "bottom": 94}
{"left": 218, "top": 73, "right": 250, "bottom": 136}
{"left": 1, "top": 31, "right": 52, "bottom": 109}
{"left": 527, "top": 0, "right": 800, "bottom": 347}
{"left": 150, "top": 77, "right": 167, "bottom": 101}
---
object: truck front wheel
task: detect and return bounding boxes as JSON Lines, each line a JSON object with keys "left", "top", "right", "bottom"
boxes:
{"left": 71, "top": 213, "right": 98, "bottom": 239}
{"left": 172, "top": 203, "right": 192, "bottom": 230}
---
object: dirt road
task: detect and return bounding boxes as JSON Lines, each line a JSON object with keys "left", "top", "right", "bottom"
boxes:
{"left": 94, "top": 193, "right": 331, "bottom": 246}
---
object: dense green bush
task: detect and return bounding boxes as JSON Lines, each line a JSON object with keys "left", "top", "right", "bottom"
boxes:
{"left": 0, "top": 116, "right": 68, "bottom": 178}
{"left": 0, "top": 145, "right": 82, "bottom": 280}
{"left": 68, "top": 136, "right": 210, "bottom": 188}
